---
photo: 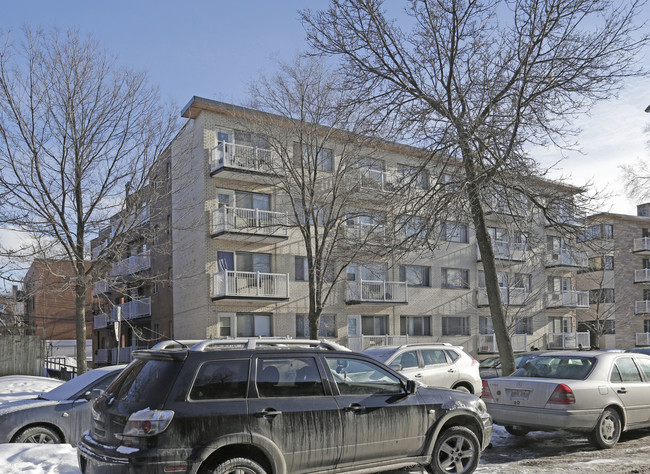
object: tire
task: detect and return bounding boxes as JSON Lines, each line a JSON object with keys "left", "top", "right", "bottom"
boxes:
{"left": 211, "top": 457, "right": 267, "bottom": 474}
{"left": 14, "top": 426, "right": 62, "bottom": 444}
{"left": 590, "top": 408, "right": 621, "bottom": 449}
{"left": 504, "top": 425, "right": 530, "bottom": 437}
{"left": 428, "top": 426, "right": 480, "bottom": 474}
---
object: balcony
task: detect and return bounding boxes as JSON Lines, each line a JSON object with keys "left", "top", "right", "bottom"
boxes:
{"left": 545, "top": 248, "right": 588, "bottom": 268}
{"left": 346, "top": 280, "right": 408, "bottom": 304}
{"left": 478, "top": 240, "right": 527, "bottom": 262}
{"left": 212, "top": 270, "right": 289, "bottom": 301}
{"left": 477, "top": 287, "right": 528, "bottom": 306}
{"left": 111, "top": 251, "right": 151, "bottom": 277}
{"left": 345, "top": 223, "right": 385, "bottom": 244}
{"left": 111, "top": 297, "right": 152, "bottom": 321}
{"left": 94, "top": 313, "right": 111, "bottom": 329}
{"left": 210, "top": 141, "right": 275, "bottom": 177}
{"left": 348, "top": 334, "right": 409, "bottom": 352}
{"left": 634, "top": 269, "right": 650, "bottom": 283}
{"left": 547, "top": 332, "right": 590, "bottom": 349}
{"left": 636, "top": 333, "right": 650, "bottom": 346}
{"left": 93, "top": 280, "right": 110, "bottom": 295}
{"left": 633, "top": 237, "right": 650, "bottom": 253}
{"left": 477, "top": 334, "right": 528, "bottom": 353}
{"left": 546, "top": 290, "right": 589, "bottom": 308}
{"left": 211, "top": 206, "right": 288, "bottom": 242}
{"left": 635, "top": 301, "right": 650, "bottom": 314}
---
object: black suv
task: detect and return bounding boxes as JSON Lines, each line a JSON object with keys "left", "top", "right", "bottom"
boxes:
{"left": 77, "top": 338, "right": 492, "bottom": 474}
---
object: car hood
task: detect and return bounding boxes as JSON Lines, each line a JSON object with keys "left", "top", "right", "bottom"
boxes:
{"left": 0, "top": 398, "right": 58, "bottom": 416}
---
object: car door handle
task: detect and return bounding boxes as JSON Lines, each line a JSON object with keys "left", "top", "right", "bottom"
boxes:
{"left": 447, "top": 369, "right": 455, "bottom": 373}
{"left": 414, "top": 373, "right": 423, "bottom": 378}
{"left": 254, "top": 408, "right": 282, "bottom": 419}
{"left": 344, "top": 403, "right": 365, "bottom": 414}
{"left": 617, "top": 388, "right": 627, "bottom": 394}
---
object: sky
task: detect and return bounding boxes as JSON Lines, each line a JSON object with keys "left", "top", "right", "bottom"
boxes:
{"left": 1, "top": 0, "right": 649, "bottom": 290}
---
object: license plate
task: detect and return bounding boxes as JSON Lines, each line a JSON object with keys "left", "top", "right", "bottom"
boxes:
{"left": 506, "top": 389, "right": 530, "bottom": 401}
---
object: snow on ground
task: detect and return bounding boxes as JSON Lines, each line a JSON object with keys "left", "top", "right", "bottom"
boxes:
{"left": 0, "top": 376, "right": 63, "bottom": 405}
{"left": 0, "top": 444, "right": 79, "bottom": 474}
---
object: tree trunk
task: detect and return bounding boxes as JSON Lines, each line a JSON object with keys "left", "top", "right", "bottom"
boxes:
{"left": 75, "top": 275, "right": 88, "bottom": 374}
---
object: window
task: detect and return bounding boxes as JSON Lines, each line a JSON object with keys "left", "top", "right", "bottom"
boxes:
{"left": 547, "top": 276, "right": 571, "bottom": 292}
{"left": 361, "top": 315, "right": 387, "bottom": 335}
{"left": 513, "top": 273, "right": 532, "bottom": 292}
{"left": 421, "top": 349, "right": 448, "bottom": 366}
{"left": 294, "top": 143, "right": 334, "bottom": 172}
{"left": 584, "top": 255, "right": 615, "bottom": 272}
{"left": 441, "top": 222, "right": 468, "bottom": 243}
{"left": 347, "top": 263, "right": 386, "bottom": 282}
{"left": 547, "top": 235, "right": 566, "bottom": 251}
{"left": 644, "top": 289, "right": 650, "bottom": 301}
{"left": 296, "top": 314, "right": 336, "bottom": 338}
{"left": 514, "top": 317, "right": 533, "bottom": 335}
{"left": 645, "top": 320, "right": 650, "bottom": 333}
{"left": 478, "top": 271, "right": 508, "bottom": 288}
{"left": 397, "top": 215, "right": 426, "bottom": 239}
{"left": 295, "top": 257, "right": 309, "bottom": 281}
{"left": 325, "top": 357, "right": 403, "bottom": 395}
{"left": 442, "top": 268, "right": 469, "bottom": 289}
{"left": 479, "top": 316, "right": 494, "bottom": 335}
{"left": 589, "top": 288, "right": 615, "bottom": 304}
{"left": 257, "top": 357, "right": 325, "bottom": 398}
{"left": 217, "top": 251, "right": 271, "bottom": 273}
{"left": 442, "top": 316, "right": 470, "bottom": 336}
{"left": 581, "top": 224, "right": 614, "bottom": 241}
{"left": 611, "top": 358, "right": 642, "bottom": 383}
{"left": 189, "top": 359, "right": 249, "bottom": 400}
{"left": 397, "top": 164, "right": 429, "bottom": 190}
{"left": 399, "top": 265, "right": 430, "bottom": 287}
{"left": 400, "top": 316, "right": 431, "bottom": 336}
{"left": 392, "top": 350, "right": 419, "bottom": 369}
{"left": 218, "top": 312, "right": 272, "bottom": 337}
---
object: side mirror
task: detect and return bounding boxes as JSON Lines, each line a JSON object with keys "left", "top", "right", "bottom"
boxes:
{"left": 83, "top": 388, "right": 105, "bottom": 401}
{"left": 389, "top": 363, "right": 403, "bottom": 371}
{"left": 406, "top": 379, "right": 418, "bottom": 395}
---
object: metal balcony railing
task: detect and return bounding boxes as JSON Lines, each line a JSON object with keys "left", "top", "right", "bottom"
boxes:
{"left": 94, "top": 313, "right": 110, "bottom": 329}
{"left": 346, "top": 280, "right": 408, "bottom": 303}
{"left": 634, "top": 237, "right": 650, "bottom": 252}
{"left": 212, "top": 270, "right": 289, "bottom": 299}
{"left": 345, "top": 222, "right": 385, "bottom": 243}
{"left": 477, "top": 334, "right": 528, "bottom": 353}
{"left": 634, "top": 269, "right": 650, "bottom": 283}
{"left": 546, "top": 290, "right": 589, "bottom": 308}
{"left": 111, "top": 297, "right": 152, "bottom": 321}
{"left": 93, "top": 280, "right": 110, "bottom": 295}
{"left": 635, "top": 301, "right": 650, "bottom": 314}
{"left": 211, "top": 206, "right": 288, "bottom": 237}
{"left": 545, "top": 248, "right": 588, "bottom": 268}
{"left": 547, "top": 332, "right": 590, "bottom": 349}
{"left": 111, "top": 251, "right": 151, "bottom": 277}
{"left": 348, "top": 335, "right": 409, "bottom": 352}
{"left": 210, "top": 142, "right": 274, "bottom": 173}
{"left": 636, "top": 333, "right": 650, "bottom": 346}
{"left": 477, "top": 287, "right": 528, "bottom": 306}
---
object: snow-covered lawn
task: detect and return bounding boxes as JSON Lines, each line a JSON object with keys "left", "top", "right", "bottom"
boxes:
{"left": 0, "top": 444, "right": 79, "bottom": 474}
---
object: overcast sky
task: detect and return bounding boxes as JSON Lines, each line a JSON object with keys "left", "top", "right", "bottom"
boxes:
{"left": 1, "top": 0, "right": 649, "bottom": 290}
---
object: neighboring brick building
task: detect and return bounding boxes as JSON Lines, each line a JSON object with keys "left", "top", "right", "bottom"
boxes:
{"left": 23, "top": 259, "right": 92, "bottom": 341}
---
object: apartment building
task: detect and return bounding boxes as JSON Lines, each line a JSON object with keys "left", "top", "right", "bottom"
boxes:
{"left": 90, "top": 149, "right": 174, "bottom": 365}
{"left": 0, "top": 285, "right": 25, "bottom": 326}
{"left": 576, "top": 203, "right": 650, "bottom": 350}
{"left": 167, "top": 97, "right": 590, "bottom": 358}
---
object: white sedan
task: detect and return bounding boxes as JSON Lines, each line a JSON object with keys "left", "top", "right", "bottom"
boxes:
{"left": 481, "top": 351, "right": 650, "bottom": 448}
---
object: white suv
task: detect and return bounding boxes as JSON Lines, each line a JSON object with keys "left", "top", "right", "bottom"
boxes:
{"left": 364, "top": 343, "right": 482, "bottom": 394}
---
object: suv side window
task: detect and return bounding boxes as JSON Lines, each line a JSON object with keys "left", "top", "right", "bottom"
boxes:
{"left": 421, "top": 349, "right": 448, "bottom": 366}
{"left": 392, "top": 350, "right": 419, "bottom": 369}
{"left": 257, "top": 357, "right": 325, "bottom": 397}
{"left": 444, "top": 349, "right": 460, "bottom": 362}
{"left": 325, "top": 357, "right": 403, "bottom": 396}
{"left": 189, "top": 359, "right": 249, "bottom": 401}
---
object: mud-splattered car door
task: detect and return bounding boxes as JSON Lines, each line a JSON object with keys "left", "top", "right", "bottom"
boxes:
{"left": 324, "top": 355, "right": 428, "bottom": 468}
{"left": 248, "top": 355, "right": 342, "bottom": 473}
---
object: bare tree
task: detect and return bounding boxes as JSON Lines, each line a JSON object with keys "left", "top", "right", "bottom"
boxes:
{"left": 0, "top": 28, "right": 177, "bottom": 373}
{"left": 302, "top": 0, "right": 648, "bottom": 374}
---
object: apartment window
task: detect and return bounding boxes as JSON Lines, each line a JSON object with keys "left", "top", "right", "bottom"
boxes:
{"left": 478, "top": 271, "right": 507, "bottom": 288}
{"left": 153, "top": 323, "right": 160, "bottom": 341}
{"left": 397, "top": 164, "right": 429, "bottom": 190}
{"left": 513, "top": 273, "right": 532, "bottom": 292}
{"left": 442, "top": 316, "right": 470, "bottom": 336}
{"left": 582, "top": 224, "right": 614, "bottom": 241}
{"left": 442, "top": 268, "right": 469, "bottom": 289}
{"left": 547, "top": 235, "right": 565, "bottom": 251}
{"left": 584, "top": 255, "right": 614, "bottom": 272}
{"left": 547, "top": 276, "right": 571, "bottom": 292}
{"left": 296, "top": 314, "right": 336, "bottom": 338}
{"left": 295, "top": 257, "right": 309, "bottom": 281}
{"left": 514, "top": 317, "right": 533, "bottom": 335}
{"left": 643, "top": 289, "right": 650, "bottom": 301}
{"left": 218, "top": 312, "right": 272, "bottom": 338}
{"left": 217, "top": 251, "right": 271, "bottom": 273}
{"left": 294, "top": 143, "right": 334, "bottom": 172}
{"left": 603, "top": 320, "right": 615, "bottom": 334}
{"left": 361, "top": 315, "right": 388, "bottom": 335}
{"left": 347, "top": 263, "right": 386, "bottom": 282}
{"left": 644, "top": 320, "right": 650, "bottom": 333}
{"left": 488, "top": 227, "right": 507, "bottom": 242}
{"left": 399, "top": 265, "right": 430, "bottom": 287}
{"left": 397, "top": 215, "right": 426, "bottom": 239}
{"left": 400, "top": 315, "right": 431, "bottom": 336}
{"left": 479, "top": 316, "right": 493, "bottom": 335}
{"left": 441, "top": 222, "right": 468, "bottom": 243}
{"left": 589, "top": 288, "right": 615, "bottom": 304}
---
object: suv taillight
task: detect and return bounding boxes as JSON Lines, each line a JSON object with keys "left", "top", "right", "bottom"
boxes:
{"left": 480, "top": 380, "right": 493, "bottom": 400}
{"left": 122, "top": 409, "right": 174, "bottom": 437}
{"left": 547, "top": 384, "right": 575, "bottom": 405}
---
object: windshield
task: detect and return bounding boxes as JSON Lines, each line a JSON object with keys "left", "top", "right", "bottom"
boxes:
{"left": 41, "top": 366, "right": 123, "bottom": 401}
{"left": 479, "top": 357, "right": 499, "bottom": 368}
{"left": 362, "top": 347, "right": 398, "bottom": 364}
{"left": 512, "top": 356, "right": 595, "bottom": 379}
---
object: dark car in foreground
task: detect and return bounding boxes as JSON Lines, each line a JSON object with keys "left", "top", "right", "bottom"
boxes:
{"left": 482, "top": 351, "right": 650, "bottom": 448}
{"left": 0, "top": 365, "right": 124, "bottom": 445}
{"left": 78, "top": 337, "right": 492, "bottom": 474}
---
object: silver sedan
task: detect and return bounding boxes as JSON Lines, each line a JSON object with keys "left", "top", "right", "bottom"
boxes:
{"left": 481, "top": 351, "right": 650, "bottom": 449}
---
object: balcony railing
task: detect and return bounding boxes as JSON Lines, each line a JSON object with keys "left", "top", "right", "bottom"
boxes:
{"left": 545, "top": 248, "right": 588, "bottom": 268}
{"left": 546, "top": 290, "right": 589, "bottom": 308}
{"left": 94, "top": 313, "right": 110, "bottom": 329}
{"left": 634, "top": 237, "right": 650, "bottom": 252}
{"left": 111, "top": 251, "right": 151, "bottom": 277}
{"left": 634, "top": 269, "right": 650, "bottom": 283}
{"left": 211, "top": 206, "right": 288, "bottom": 237}
{"left": 346, "top": 280, "right": 408, "bottom": 304}
{"left": 212, "top": 270, "right": 289, "bottom": 299}
{"left": 478, "top": 240, "right": 528, "bottom": 262}
{"left": 345, "top": 223, "right": 385, "bottom": 243}
{"left": 210, "top": 142, "right": 274, "bottom": 173}
{"left": 635, "top": 301, "right": 650, "bottom": 314}
{"left": 636, "top": 332, "right": 650, "bottom": 346}
{"left": 348, "top": 335, "right": 409, "bottom": 352}
{"left": 477, "top": 334, "right": 528, "bottom": 353}
{"left": 111, "top": 297, "right": 152, "bottom": 321}
{"left": 93, "top": 280, "right": 110, "bottom": 295}
{"left": 477, "top": 287, "right": 528, "bottom": 306}
{"left": 547, "top": 332, "right": 590, "bottom": 349}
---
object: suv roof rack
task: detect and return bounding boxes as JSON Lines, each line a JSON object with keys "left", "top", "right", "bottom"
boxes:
{"left": 395, "top": 342, "right": 453, "bottom": 349}
{"left": 150, "top": 337, "right": 351, "bottom": 352}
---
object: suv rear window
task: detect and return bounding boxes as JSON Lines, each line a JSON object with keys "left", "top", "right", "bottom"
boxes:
{"left": 106, "top": 359, "right": 180, "bottom": 411}
{"left": 190, "top": 359, "right": 249, "bottom": 400}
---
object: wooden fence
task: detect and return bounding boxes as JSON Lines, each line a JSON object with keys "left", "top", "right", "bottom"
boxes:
{"left": 0, "top": 327, "right": 45, "bottom": 376}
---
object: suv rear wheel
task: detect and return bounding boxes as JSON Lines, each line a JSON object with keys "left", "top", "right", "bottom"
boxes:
{"left": 428, "top": 426, "right": 479, "bottom": 474}
{"left": 211, "top": 457, "right": 267, "bottom": 474}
